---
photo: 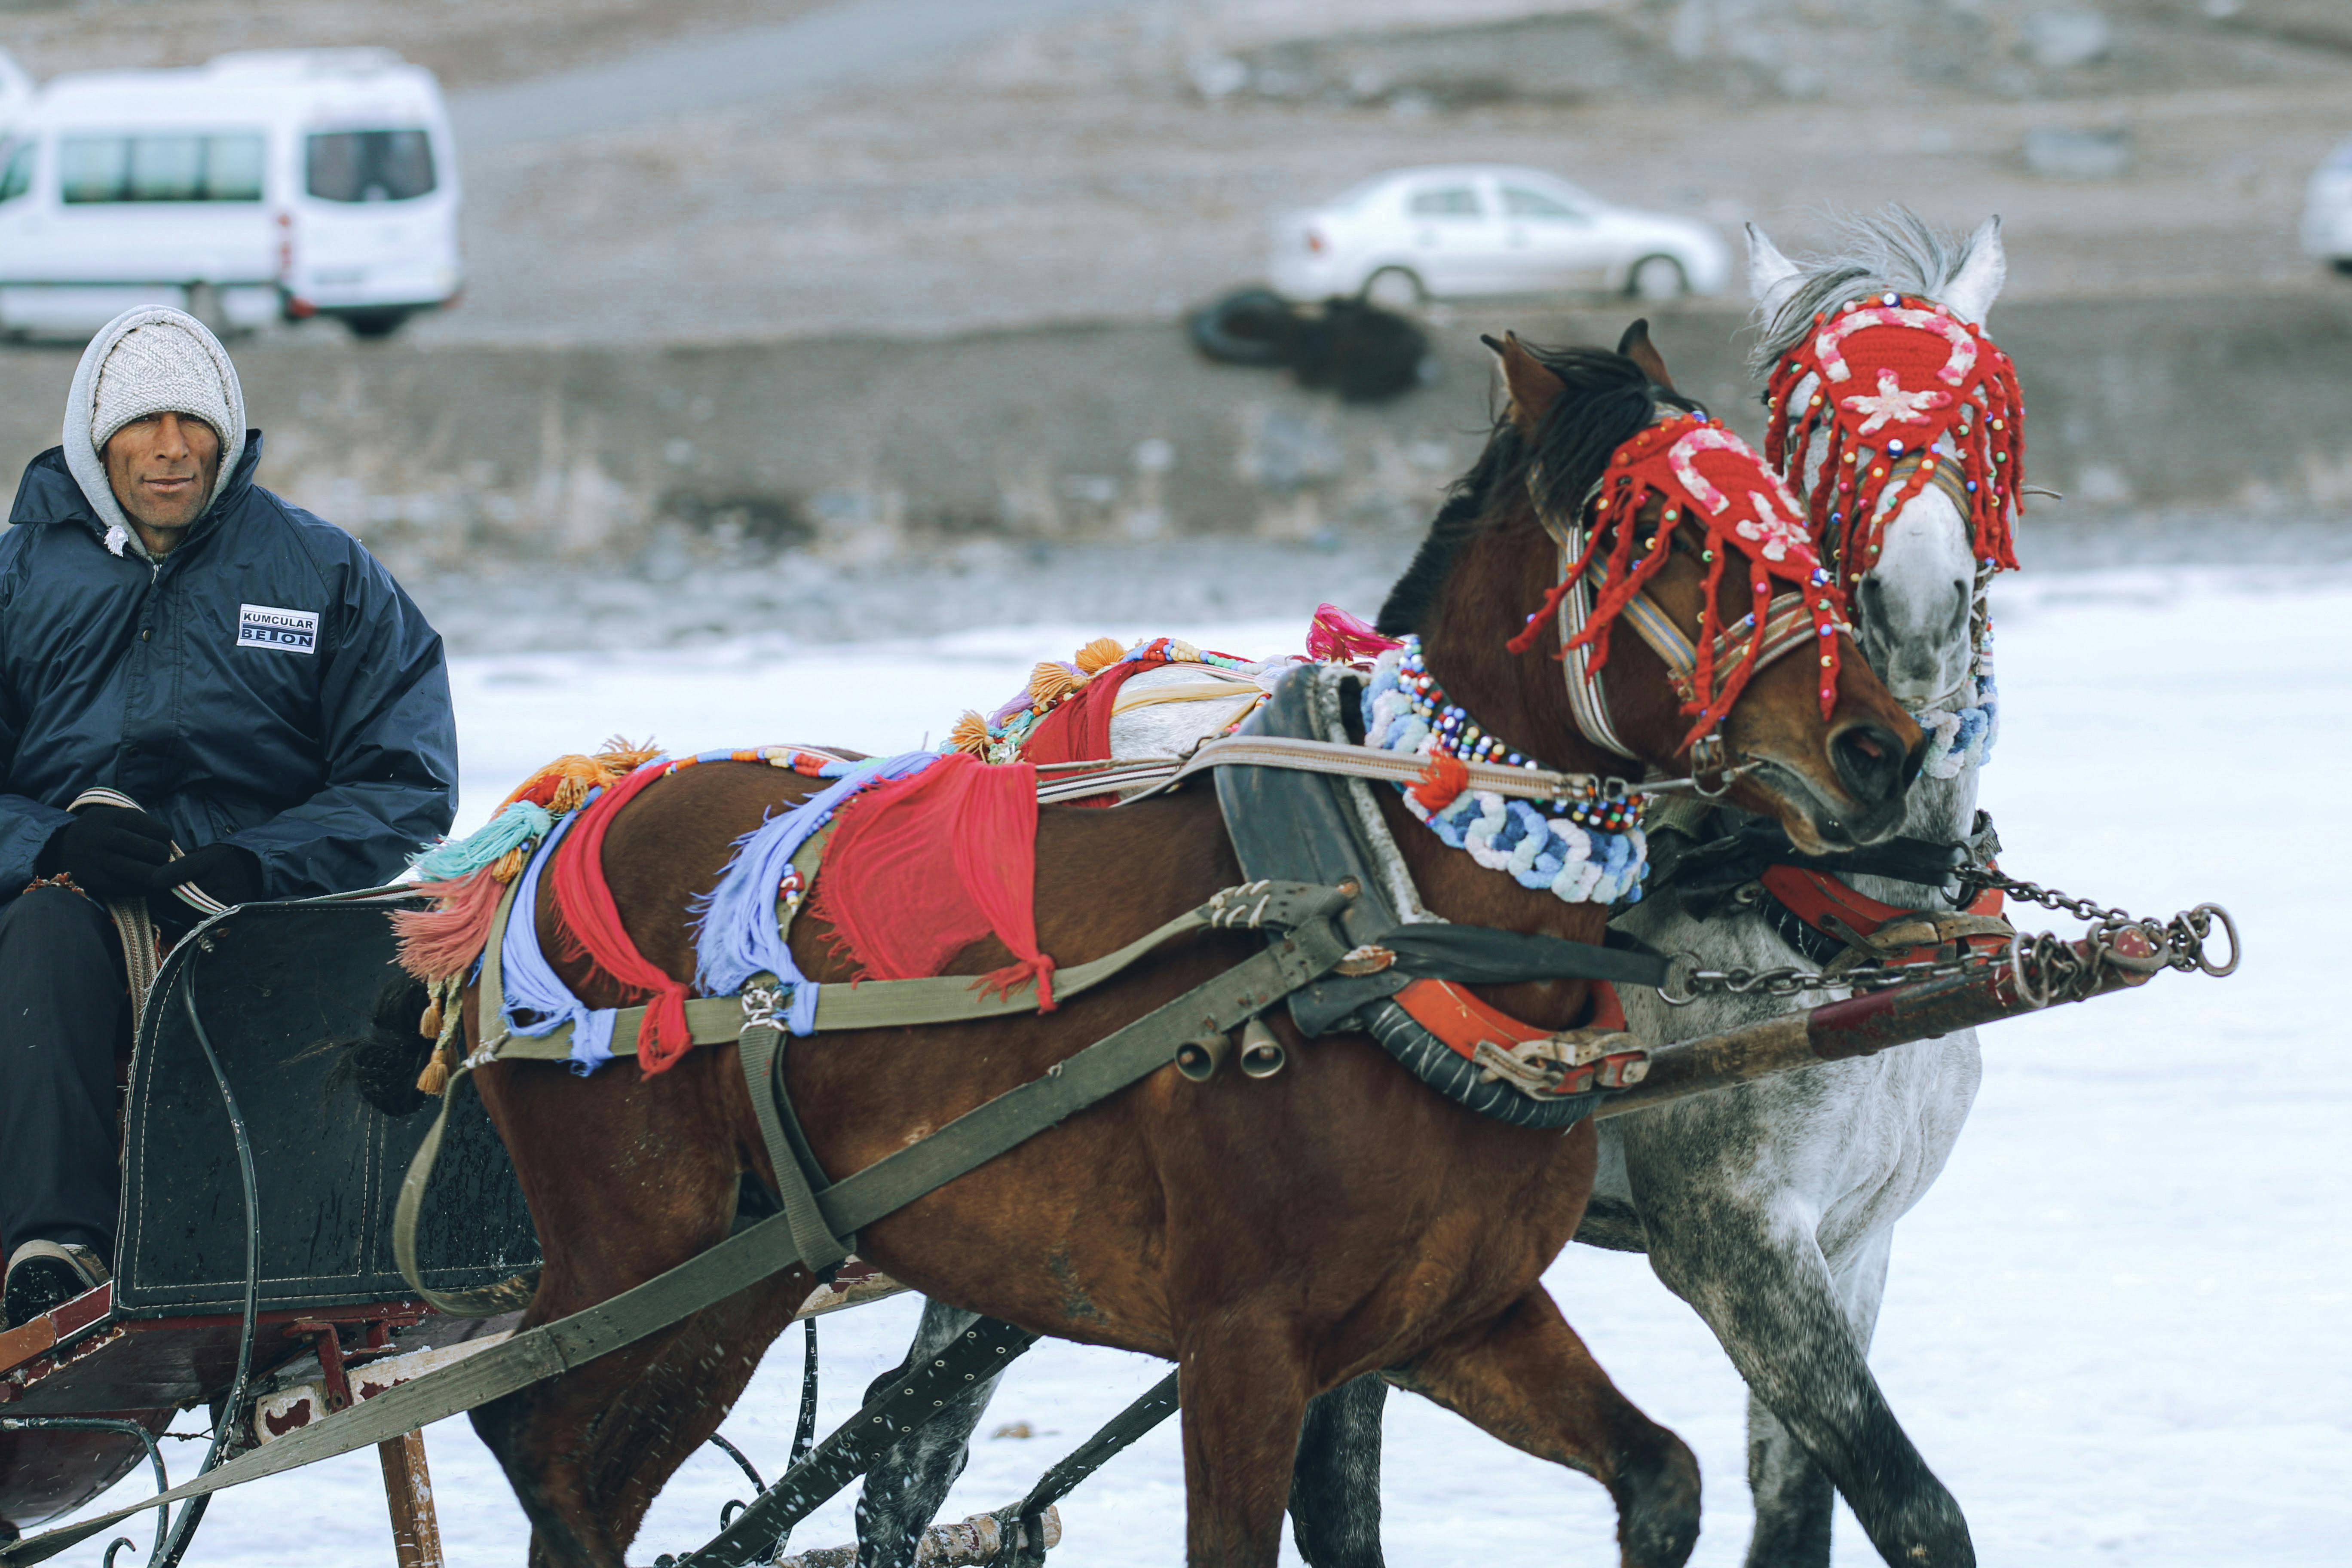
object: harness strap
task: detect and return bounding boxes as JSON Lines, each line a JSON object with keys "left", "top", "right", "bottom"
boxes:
{"left": 1758, "top": 865, "right": 2007, "bottom": 964}
{"left": 737, "top": 985, "right": 852, "bottom": 1275}
{"left": 476, "top": 884, "right": 1323, "bottom": 1064}
{"left": 62, "top": 787, "right": 229, "bottom": 1033}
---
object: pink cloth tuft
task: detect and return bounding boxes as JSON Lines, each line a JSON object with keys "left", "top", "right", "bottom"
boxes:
{"left": 1306, "top": 603, "right": 1401, "bottom": 662}
{"left": 393, "top": 870, "right": 507, "bottom": 982}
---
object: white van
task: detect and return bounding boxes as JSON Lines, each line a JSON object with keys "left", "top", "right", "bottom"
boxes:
{"left": 0, "top": 49, "right": 461, "bottom": 339}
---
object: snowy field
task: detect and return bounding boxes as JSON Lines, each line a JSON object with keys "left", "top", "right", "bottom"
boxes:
{"left": 83, "top": 565, "right": 2350, "bottom": 1565}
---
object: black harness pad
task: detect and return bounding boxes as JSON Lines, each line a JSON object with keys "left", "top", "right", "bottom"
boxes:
{"left": 1216, "top": 665, "right": 1609, "bottom": 1129}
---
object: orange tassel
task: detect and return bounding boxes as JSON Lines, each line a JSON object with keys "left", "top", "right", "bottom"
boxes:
{"left": 947, "top": 711, "right": 991, "bottom": 756}
{"left": 1409, "top": 753, "right": 1470, "bottom": 814}
{"left": 1028, "top": 661, "right": 1084, "bottom": 706}
{"left": 1073, "top": 636, "right": 1126, "bottom": 674}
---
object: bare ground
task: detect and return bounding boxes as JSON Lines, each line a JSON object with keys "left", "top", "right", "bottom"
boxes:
{"left": 410, "top": 0, "right": 2352, "bottom": 344}
{"left": 9, "top": 1, "right": 2348, "bottom": 344}
{"left": 0, "top": 0, "right": 833, "bottom": 92}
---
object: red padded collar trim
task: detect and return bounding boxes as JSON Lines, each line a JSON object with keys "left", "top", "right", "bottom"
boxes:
{"left": 1758, "top": 864, "right": 2002, "bottom": 960}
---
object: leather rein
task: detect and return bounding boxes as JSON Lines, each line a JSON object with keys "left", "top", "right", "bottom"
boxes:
{"left": 1536, "top": 487, "right": 1853, "bottom": 782}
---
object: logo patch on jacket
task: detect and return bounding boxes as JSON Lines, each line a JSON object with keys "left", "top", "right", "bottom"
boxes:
{"left": 237, "top": 603, "right": 319, "bottom": 654}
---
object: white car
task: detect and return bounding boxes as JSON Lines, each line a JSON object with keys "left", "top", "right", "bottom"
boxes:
{"left": 1269, "top": 165, "right": 1730, "bottom": 307}
{"left": 0, "top": 48, "right": 462, "bottom": 339}
{"left": 2303, "top": 138, "right": 2352, "bottom": 274}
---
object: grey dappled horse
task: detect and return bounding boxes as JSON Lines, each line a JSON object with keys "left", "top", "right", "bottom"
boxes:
{"left": 850, "top": 211, "right": 2007, "bottom": 1568}
{"left": 1583, "top": 211, "right": 2005, "bottom": 1568}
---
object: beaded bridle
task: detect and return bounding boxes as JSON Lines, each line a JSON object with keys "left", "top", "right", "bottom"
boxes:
{"left": 1763, "top": 293, "right": 2023, "bottom": 765}
{"left": 1516, "top": 413, "right": 1854, "bottom": 785}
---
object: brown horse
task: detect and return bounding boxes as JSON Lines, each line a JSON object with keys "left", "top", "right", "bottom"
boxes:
{"left": 459, "top": 334, "right": 1923, "bottom": 1568}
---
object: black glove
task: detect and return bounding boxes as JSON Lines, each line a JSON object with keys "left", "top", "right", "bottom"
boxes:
{"left": 37, "top": 806, "right": 174, "bottom": 900}
{"left": 150, "top": 842, "right": 265, "bottom": 910}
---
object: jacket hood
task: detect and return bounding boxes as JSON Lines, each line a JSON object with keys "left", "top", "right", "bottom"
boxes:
{"left": 63, "top": 306, "right": 249, "bottom": 559}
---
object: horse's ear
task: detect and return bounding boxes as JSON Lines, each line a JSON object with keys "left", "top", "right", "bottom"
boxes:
{"left": 1942, "top": 215, "right": 2006, "bottom": 325}
{"left": 1746, "top": 223, "right": 1803, "bottom": 320}
{"left": 1490, "top": 331, "right": 1565, "bottom": 437}
{"left": 1616, "top": 318, "right": 1675, "bottom": 391}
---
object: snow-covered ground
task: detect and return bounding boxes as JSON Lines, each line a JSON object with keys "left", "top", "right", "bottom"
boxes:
{"left": 83, "top": 566, "right": 2351, "bottom": 1565}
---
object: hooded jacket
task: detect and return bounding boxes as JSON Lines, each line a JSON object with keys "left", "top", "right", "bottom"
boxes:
{"left": 0, "top": 314, "right": 456, "bottom": 899}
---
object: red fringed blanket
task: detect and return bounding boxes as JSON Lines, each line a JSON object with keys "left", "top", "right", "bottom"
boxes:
{"left": 807, "top": 752, "right": 1058, "bottom": 1008}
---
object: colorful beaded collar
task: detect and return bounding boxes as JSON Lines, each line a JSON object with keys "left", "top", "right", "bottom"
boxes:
{"left": 1362, "top": 638, "right": 1648, "bottom": 907}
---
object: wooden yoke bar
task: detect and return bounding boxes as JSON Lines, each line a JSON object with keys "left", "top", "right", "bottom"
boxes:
{"left": 1596, "top": 935, "right": 2157, "bottom": 1120}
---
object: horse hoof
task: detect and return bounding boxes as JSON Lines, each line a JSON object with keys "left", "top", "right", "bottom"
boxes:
{"left": 1614, "top": 1432, "right": 1701, "bottom": 1568}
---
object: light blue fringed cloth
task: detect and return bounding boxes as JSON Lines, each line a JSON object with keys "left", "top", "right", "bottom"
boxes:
{"left": 497, "top": 811, "right": 622, "bottom": 1075}
{"left": 691, "top": 750, "right": 941, "bottom": 1038}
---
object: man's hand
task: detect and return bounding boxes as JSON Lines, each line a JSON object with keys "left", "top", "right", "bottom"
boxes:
{"left": 151, "top": 842, "right": 264, "bottom": 909}
{"left": 38, "top": 806, "right": 173, "bottom": 900}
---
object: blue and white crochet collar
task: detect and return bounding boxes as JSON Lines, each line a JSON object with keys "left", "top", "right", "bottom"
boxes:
{"left": 1360, "top": 644, "right": 1647, "bottom": 907}
{"left": 1913, "top": 617, "right": 1998, "bottom": 781}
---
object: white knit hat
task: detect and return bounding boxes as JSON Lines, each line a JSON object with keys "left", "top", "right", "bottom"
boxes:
{"left": 63, "top": 306, "right": 248, "bottom": 556}
{"left": 90, "top": 318, "right": 237, "bottom": 454}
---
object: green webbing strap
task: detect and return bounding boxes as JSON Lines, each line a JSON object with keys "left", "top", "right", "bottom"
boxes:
{"left": 808, "top": 917, "right": 1350, "bottom": 1240}
{"left": 737, "top": 984, "right": 853, "bottom": 1274}
{"left": 484, "top": 900, "right": 1225, "bottom": 1063}
{"left": 389, "top": 874, "right": 545, "bottom": 1316}
{"left": 391, "top": 1059, "right": 543, "bottom": 1317}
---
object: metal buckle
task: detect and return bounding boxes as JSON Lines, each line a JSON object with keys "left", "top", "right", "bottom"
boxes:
{"left": 740, "top": 982, "right": 786, "bottom": 1035}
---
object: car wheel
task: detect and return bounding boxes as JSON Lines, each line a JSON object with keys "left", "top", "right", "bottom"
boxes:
{"left": 342, "top": 309, "right": 412, "bottom": 340}
{"left": 1628, "top": 254, "right": 1687, "bottom": 301}
{"left": 1361, "top": 266, "right": 1425, "bottom": 311}
{"left": 2334, "top": 258, "right": 2352, "bottom": 277}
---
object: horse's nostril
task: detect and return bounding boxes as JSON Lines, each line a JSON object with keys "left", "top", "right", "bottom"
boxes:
{"left": 1831, "top": 723, "right": 1908, "bottom": 805}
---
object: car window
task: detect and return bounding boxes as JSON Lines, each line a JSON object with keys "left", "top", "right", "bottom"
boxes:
{"left": 1503, "top": 186, "right": 1584, "bottom": 220}
{"left": 1408, "top": 186, "right": 1483, "bottom": 218}
{"left": 0, "top": 140, "right": 32, "bottom": 204}
{"left": 58, "top": 134, "right": 266, "bottom": 202}
{"left": 306, "top": 130, "right": 437, "bottom": 202}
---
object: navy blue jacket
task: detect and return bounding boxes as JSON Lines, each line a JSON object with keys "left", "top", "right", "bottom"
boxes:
{"left": 0, "top": 434, "right": 457, "bottom": 898}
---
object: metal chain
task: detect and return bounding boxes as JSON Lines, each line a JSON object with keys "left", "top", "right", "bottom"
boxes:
{"left": 1661, "top": 870, "right": 2238, "bottom": 1008}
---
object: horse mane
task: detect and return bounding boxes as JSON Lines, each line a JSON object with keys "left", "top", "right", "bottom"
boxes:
{"left": 1749, "top": 206, "right": 1988, "bottom": 376}
{"left": 1375, "top": 344, "right": 1691, "bottom": 638}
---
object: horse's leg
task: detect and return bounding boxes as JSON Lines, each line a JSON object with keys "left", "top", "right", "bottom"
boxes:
{"left": 1738, "top": 1226, "right": 1892, "bottom": 1566}
{"left": 854, "top": 1299, "right": 1003, "bottom": 1568}
{"left": 1173, "top": 1322, "right": 1316, "bottom": 1568}
{"left": 1393, "top": 1287, "right": 1700, "bottom": 1568}
{"left": 1636, "top": 1191, "right": 1971, "bottom": 1568}
{"left": 1286, "top": 1375, "right": 1387, "bottom": 1568}
{"left": 467, "top": 1052, "right": 799, "bottom": 1568}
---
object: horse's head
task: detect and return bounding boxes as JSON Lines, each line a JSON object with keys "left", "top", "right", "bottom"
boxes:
{"left": 1747, "top": 211, "right": 2019, "bottom": 764}
{"left": 1375, "top": 331, "right": 1923, "bottom": 854}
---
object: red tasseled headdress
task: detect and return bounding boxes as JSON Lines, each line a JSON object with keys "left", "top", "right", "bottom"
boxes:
{"left": 1764, "top": 295, "right": 2024, "bottom": 582}
{"left": 1508, "top": 413, "right": 1847, "bottom": 749}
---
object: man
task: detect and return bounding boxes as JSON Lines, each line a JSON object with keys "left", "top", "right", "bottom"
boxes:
{"left": 0, "top": 307, "right": 457, "bottom": 1328}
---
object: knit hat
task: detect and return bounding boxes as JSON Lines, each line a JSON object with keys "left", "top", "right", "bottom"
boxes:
{"left": 63, "top": 306, "right": 249, "bottom": 557}
{"left": 90, "top": 319, "right": 237, "bottom": 455}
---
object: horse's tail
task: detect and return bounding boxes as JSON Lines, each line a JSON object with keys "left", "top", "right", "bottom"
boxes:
{"left": 315, "top": 971, "right": 439, "bottom": 1117}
